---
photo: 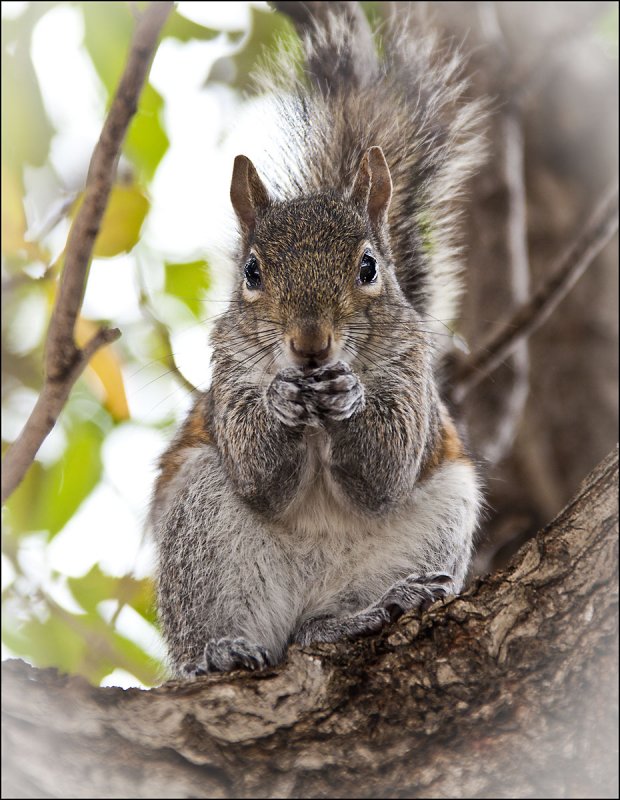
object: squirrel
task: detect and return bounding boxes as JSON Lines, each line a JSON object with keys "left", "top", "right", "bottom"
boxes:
{"left": 150, "top": 7, "right": 485, "bottom": 676}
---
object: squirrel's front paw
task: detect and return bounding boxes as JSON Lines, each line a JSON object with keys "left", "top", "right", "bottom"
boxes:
{"left": 305, "top": 361, "right": 365, "bottom": 422}
{"left": 373, "top": 572, "right": 453, "bottom": 621}
{"left": 267, "top": 368, "right": 319, "bottom": 427}
{"left": 181, "top": 637, "right": 272, "bottom": 676}
{"left": 267, "top": 362, "right": 364, "bottom": 427}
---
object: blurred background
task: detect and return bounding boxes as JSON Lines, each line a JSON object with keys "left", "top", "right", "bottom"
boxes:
{"left": 1, "top": 1, "right": 618, "bottom": 689}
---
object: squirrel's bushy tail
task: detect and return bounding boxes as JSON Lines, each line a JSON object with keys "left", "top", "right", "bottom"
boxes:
{"left": 252, "top": 4, "right": 486, "bottom": 332}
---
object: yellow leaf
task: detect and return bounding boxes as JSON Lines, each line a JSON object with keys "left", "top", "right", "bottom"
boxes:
{"left": 76, "top": 317, "right": 130, "bottom": 421}
{"left": 1, "top": 163, "right": 27, "bottom": 254}
{"left": 72, "top": 185, "right": 149, "bottom": 258}
{"left": 1, "top": 163, "right": 49, "bottom": 262}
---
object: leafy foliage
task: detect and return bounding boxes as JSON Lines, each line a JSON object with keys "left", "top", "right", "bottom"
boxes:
{"left": 164, "top": 259, "right": 211, "bottom": 318}
{"left": 6, "top": 418, "right": 105, "bottom": 540}
{"left": 1, "top": 1, "right": 294, "bottom": 688}
{"left": 1, "top": 3, "right": 55, "bottom": 169}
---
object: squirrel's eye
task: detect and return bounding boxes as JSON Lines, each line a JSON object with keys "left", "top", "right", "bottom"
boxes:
{"left": 244, "top": 255, "right": 262, "bottom": 290}
{"left": 358, "top": 251, "right": 377, "bottom": 284}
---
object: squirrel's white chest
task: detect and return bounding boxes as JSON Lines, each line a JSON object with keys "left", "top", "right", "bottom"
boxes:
{"left": 281, "top": 432, "right": 353, "bottom": 537}
{"left": 275, "top": 433, "right": 419, "bottom": 612}
{"left": 278, "top": 433, "right": 416, "bottom": 571}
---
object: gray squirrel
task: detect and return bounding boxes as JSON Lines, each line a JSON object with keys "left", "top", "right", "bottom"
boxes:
{"left": 150, "top": 6, "right": 484, "bottom": 676}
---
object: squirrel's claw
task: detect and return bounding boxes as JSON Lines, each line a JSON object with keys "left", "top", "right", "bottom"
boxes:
{"left": 373, "top": 572, "right": 454, "bottom": 621}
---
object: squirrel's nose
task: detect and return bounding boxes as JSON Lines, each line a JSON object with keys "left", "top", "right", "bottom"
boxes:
{"left": 290, "top": 335, "right": 332, "bottom": 363}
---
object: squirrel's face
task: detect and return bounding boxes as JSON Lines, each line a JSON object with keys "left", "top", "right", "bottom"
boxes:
{"left": 228, "top": 149, "right": 410, "bottom": 371}
{"left": 240, "top": 195, "right": 388, "bottom": 369}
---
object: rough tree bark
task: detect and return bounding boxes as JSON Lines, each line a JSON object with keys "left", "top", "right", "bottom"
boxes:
{"left": 2, "top": 447, "right": 617, "bottom": 799}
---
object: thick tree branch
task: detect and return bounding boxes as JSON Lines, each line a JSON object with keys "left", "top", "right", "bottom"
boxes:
{"left": 2, "top": 447, "right": 617, "bottom": 798}
{"left": 452, "top": 185, "right": 619, "bottom": 403}
{"left": 1, "top": 1, "right": 173, "bottom": 504}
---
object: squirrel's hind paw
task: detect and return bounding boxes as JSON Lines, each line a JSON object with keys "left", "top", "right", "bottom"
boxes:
{"left": 295, "top": 607, "right": 390, "bottom": 646}
{"left": 181, "top": 637, "right": 273, "bottom": 676}
{"left": 373, "top": 572, "right": 453, "bottom": 621}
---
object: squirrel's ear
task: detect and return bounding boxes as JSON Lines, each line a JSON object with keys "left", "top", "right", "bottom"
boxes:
{"left": 230, "top": 155, "right": 270, "bottom": 234}
{"left": 351, "top": 146, "right": 392, "bottom": 229}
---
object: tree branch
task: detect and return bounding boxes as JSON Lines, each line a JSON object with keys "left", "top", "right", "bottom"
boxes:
{"left": 471, "top": 2, "right": 531, "bottom": 467}
{"left": 480, "top": 108, "right": 530, "bottom": 465}
{"left": 1, "top": 1, "right": 173, "bottom": 505}
{"left": 452, "top": 185, "right": 619, "bottom": 403}
{"left": 2, "top": 447, "right": 617, "bottom": 798}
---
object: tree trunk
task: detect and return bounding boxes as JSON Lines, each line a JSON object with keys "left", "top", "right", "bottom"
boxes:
{"left": 2, "top": 448, "right": 618, "bottom": 799}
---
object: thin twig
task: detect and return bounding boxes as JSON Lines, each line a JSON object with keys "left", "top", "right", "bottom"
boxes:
{"left": 473, "top": 0, "right": 532, "bottom": 465}
{"left": 481, "top": 108, "right": 531, "bottom": 465}
{"left": 1, "top": 1, "right": 173, "bottom": 505}
{"left": 136, "top": 262, "right": 198, "bottom": 395}
{"left": 452, "top": 185, "right": 619, "bottom": 404}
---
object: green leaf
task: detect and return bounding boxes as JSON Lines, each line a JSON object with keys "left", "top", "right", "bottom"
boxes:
{"left": 67, "top": 564, "right": 121, "bottom": 615}
{"left": 2, "top": 610, "right": 87, "bottom": 676}
{"left": 117, "top": 574, "right": 157, "bottom": 624}
{"left": 161, "top": 8, "right": 222, "bottom": 42}
{"left": 109, "top": 629, "right": 162, "bottom": 685}
{"left": 2, "top": 589, "right": 162, "bottom": 685}
{"left": 207, "top": 6, "right": 299, "bottom": 92}
{"left": 1, "top": 8, "right": 55, "bottom": 168}
{"left": 164, "top": 259, "right": 210, "bottom": 317}
{"left": 3, "top": 459, "right": 48, "bottom": 537}
{"left": 1, "top": 163, "right": 27, "bottom": 256}
{"left": 124, "top": 85, "right": 170, "bottom": 182}
{"left": 80, "top": 2, "right": 133, "bottom": 97}
{"left": 5, "top": 420, "right": 104, "bottom": 539}
{"left": 80, "top": 2, "right": 169, "bottom": 180}
{"left": 45, "top": 421, "right": 104, "bottom": 537}
{"left": 68, "top": 565, "right": 157, "bottom": 625}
